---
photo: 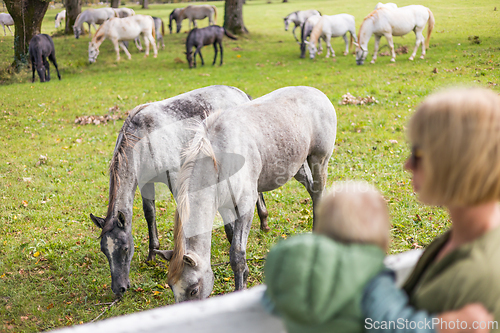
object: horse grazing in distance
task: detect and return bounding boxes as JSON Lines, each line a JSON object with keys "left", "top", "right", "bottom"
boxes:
{"left": 300, "top": 14, "right": 322, "bottom": 58}
{"left": 0, "top": 13, "right": 14, "bottom": 36}
{"left": 88, "top": 15, "right": 157, "bottom": 63}
{"left": 73, "top": 8, "right": 116, "bottom": 39}
{"left": 355, "top": 5, "right": 434, "bottom": 64}
{"left": 375, "top": 2, "right": 398, "bottom": 9}
{"left": 29, "top": 34, "right": 61, "bottom": 83}
{"left": 89, "top": 85, "right": 270, "bottom": 297}
{"left": 55, "top": 10, "right": 66, "bottom": 28}
{"left": 306, "top": 14, "right": 357, "bottom": 59}
{"left": 185, "top": 26, "right": 236, "bottom": 68}
{"left": 168, "top": 8, "right": 183, "bottom": 34}
{"left": 283, "top": 9, "right": 320, "bottom": 42}
{"left": 176, "top": 5, "right": 217, "bottom": 33}
{"left": 113, "top": 8, "right": 135, "bottom": 18}
{"left": 153, "top": 17, "right": 165, "bottom": 49}
{"left": 154, "top": 86, "right": 336, "bottom": 302}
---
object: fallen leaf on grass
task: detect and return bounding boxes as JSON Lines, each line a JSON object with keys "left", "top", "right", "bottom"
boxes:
{"left": 340, "top": 92, "right": 379, "bottom": 105}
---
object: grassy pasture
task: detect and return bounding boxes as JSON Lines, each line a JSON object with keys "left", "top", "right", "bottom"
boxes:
{"left": 0, "top": 0, "right": 499, "bottom": 331}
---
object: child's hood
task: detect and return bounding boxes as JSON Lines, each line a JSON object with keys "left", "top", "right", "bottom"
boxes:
{"left": 264, "top": 233, "right": 385, "bottom": 325}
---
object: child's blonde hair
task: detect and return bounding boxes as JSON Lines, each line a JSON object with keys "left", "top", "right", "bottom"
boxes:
{"left": 408, "top": 87, "right": 500, "bottom": 206}
{"left": 316, "top": 181, "right": 389, "bottom": 250}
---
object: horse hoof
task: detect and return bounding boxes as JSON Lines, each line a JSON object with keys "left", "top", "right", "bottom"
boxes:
{"left": 261, "top": 225, "right": 271, "bottom": 232}
{"left": 370, "top": 60, "right": 376, "bottom": 64}
{"left": 343, "top": 52, "right": 348, "bottom": 56}
{"left": 390, "top": 58, "right": 396, "bottom": 62}
{"left": 420, "top": 55, "right": 425, "bottom": 59}
{"left": 408, "top": 57, "right": 414, "bottom": 61}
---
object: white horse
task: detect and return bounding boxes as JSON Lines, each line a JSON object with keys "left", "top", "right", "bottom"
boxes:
{"left": 375, "top": 2, "right": 398, "bottom": 9}
{"left": 355, "top": 5, "right": 434, "bottom": 65}
{"left": 0, "top": 13, "right": 14, "bottom": 36}
{"left": 73, "top": 8, "right": 117, "bottom": 39}
{"left": 113, "top": 8, "right": 135, "bottom": 18}
{"left": 176, "top": 5, "right": 217, "bottom": 33}
{"left": 306, "top": 14, "right": 357, "bottom": 59}
{"left": 283, "top": 9, "right": 320, "bottom": 42}
{"left": 88, "top": 15, "right": 157, "bottom": 63}
{"left": 55, "top": 10, "right": 66, "bottom": 29}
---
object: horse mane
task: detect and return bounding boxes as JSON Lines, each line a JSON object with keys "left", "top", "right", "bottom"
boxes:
{"left": 359, "top": 9, "right": 380, "bottom": 39}
{"left": 74, "top": 12, "right": 82, "bottom": 27}
{"left": 168, "top": 113, "right": 220, "bottom": 285}
{"left": 93, "top": 21, "right": 107, "bottom": 43}
{"left": 310, "top": 16, "right": 324, "bottom": 44}
{"left": 99, "top": 104, "right": 148, "bottom": 237}
{"left": 179, "top": 6, "right": 190, "bottom": 19}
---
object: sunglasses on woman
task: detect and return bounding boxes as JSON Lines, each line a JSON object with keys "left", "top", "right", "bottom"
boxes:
{"left": 409, "top": 146, "right": 423, "bottom": 167}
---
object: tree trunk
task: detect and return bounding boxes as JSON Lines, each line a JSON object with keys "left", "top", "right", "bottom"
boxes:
{"left": 283, "top": 0, "right": 288, "bottom": 2}
{"left": 65, "top": 0, "right": 81, "bottom": 35}
{"left": 224, "top": 0, "right": 248, "bottom": 35}
{"left": 4, "top": 0, "right": 49, "bottom": 69}
{"left": 142, "top": 0, "right": 148, "bottom": 9}
{"left": 110, "top": 0, "right": 119, "bottom": 8}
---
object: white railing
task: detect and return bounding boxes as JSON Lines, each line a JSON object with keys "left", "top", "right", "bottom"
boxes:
{"left": 51, "top": 250, "right": 423, "bottom": 333}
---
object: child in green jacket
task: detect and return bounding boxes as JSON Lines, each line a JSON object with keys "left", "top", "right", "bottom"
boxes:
{"left": 263, "top": 181, "right": 491, "bottom": 333}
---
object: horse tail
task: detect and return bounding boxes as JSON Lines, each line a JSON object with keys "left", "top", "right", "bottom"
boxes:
{"left": 212, "top": 5, "right": 217, "bottom": 24}
{"left": 426, "top": 8, "right": 435, "bottom": 48}
{"left": 168, "top": 116, "right": 219, "bottom": 285}
{"left": 224, "top": 28, "right": 237, "bottom": 40}
{"left": 150, "top": 16, "right": 156, "bottom": 40}
{"left": 161, "top": 18, "right": 165, "bottom": 37}
{"left": 310, "top": 16, "right": 323, "bottom": 45}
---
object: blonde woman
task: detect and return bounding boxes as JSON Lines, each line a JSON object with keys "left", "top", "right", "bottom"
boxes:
{"left": 364, "top": 88, "right": 500, "bottom": 332}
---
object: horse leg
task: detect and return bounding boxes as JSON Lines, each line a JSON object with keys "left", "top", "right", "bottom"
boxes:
{"left": 141, "top": 183, "right": 160, "bottom": 262}
{"left": 197, "top": 47, "right": 204, "bottom": 66}
{"left": 49, "top": 53, "right": 61, "bottom": 80}
{"left": 410, "top": 28, "right": 425, "bottom": 60}
{"left": 317, "top": 38, "right": 323, "bottom": 55}
{"left": 7, "top": 25, "right": 12, "bottom": 36}
{"left": 256, "top": 192, "right": 270, "bottom": 232}
{"left": 325, "top": 35, "right": 334, "bottom": 58}
{"left": 119, "top": 40, "right": 132, "bottom": 61}
{"left": 370, "top": 35, "right": 382, "bottom": 64}
{"left": 143, "top": 35, "right": 150, "bottom": 58}
{"left": 292, "top": 24, "right": 299, "bottom": 42}
{"left": 229, "top": 206, "right": 255, "bottom": 290}
{"left": 219, "top": 42, "right": 223, "bottom": 66}
{"left": 212, "top": 42, "right": 218, "bottom": 65}
{"left": 306, "top": 155, "right": 328, "bottom": 229}
{"left": 43, "top": 57, "right": 51, "bottom": 82}
{"left": 385, "top": 33, "right": 396, "bottom": 62}
{"left": 293, "top": 162, "right": 314, "bottom": 197}
{"left": 134, "top": 37, "right": 143, "bottom": 51}
{"left": 342, "top": 33, "right": 349, "bottom": 56}
{"left": 147, "top": 34, "right": 157, "bottom": 58}
{"left": 31, "top": 58, "right": 36, "bottom": 83}
{"left": 1, "top": 24, "right": 5, "bottom": 36}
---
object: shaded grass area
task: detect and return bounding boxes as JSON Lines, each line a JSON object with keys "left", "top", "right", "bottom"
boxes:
{"left": 0, "top": 0, "right": 499, "bottom": 331}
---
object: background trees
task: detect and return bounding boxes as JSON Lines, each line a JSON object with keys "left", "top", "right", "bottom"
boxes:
{"left": 3, "top": 0, "right": 49, "bottom": 68}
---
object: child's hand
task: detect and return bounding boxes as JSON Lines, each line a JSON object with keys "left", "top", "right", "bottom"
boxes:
{"left": 437, "top": 303, "right": 493, "bottom": 333}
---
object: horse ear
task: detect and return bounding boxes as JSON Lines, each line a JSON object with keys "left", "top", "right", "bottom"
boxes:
{"left": 117, "top": 211, "right": 126, "bottom": 229}
{"left": 183, "top": 253, "right": 198, "bottom": 267}
{"left": 90, "top": 213, "right": 105, "bottom": 229}
{"left": 154, "top": 249, "right": 174, "bottom": 262}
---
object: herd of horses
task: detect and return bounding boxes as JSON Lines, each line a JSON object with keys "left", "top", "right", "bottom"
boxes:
{"left": 11, "top": 1, "right": 436, "bottom": 301}
{"left": 287, "top": 2, "right": 434, "bottom": 64}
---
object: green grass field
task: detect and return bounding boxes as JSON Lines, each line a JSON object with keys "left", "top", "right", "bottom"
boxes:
{"left": 0, "top": 0, "right": 499, "bottom": 331}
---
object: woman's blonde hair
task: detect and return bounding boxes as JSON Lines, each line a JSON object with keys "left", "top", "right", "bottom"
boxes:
{"left": 316, "top": 181, "right": 390, "bottom": 250}
{"left": 408, "top": 87, "right": 500, "bottom": 206}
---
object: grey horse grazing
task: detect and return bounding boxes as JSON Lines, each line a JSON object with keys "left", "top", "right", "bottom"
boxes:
{"left": 155, "top": 86, "right": 337, "bottom": 302}
{"left": 176, "top": 5, "right": 217, "bottom": 33}
{"left": 73, "top": 8, "right": 116, "bottom": 39}
{"left": 283, "top": 9, "right": 320, "bottom": 42}
{"left": 0, "top": 13, "right": 14, "bottom": 36}
{"left": 29, "top": 34, "right": 61, "bottom": 83}
{"left": 89, "top": 86, "right": 270, "bottom": 297}
{"left": 185, "top": 25, "right": 236, "bottom": 68}
{"left": 168, "top": 8, "right": 183, "bottom": 34}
